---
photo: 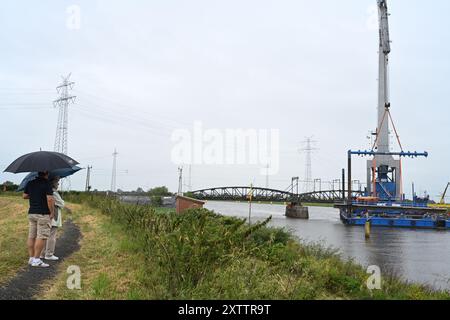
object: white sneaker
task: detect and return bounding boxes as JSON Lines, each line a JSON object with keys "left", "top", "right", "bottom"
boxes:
{"left": 31, "top": 259, "right": 50, "bottom": 268}
{"left": 28, "top": 257, "right": 34, "bottom": 265}
{"left": 45, "top": 255, "right": 59, "bottom": 261}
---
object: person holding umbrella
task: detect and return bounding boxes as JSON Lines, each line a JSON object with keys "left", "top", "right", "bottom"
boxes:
{"left": 17, "top": 166, "right": 81, "bottom": 261}
{"left": 23, "top": 171, "right": 55, "bottom": 268}
{"left": 4, "top": 151, "right": 80, "bottom": 268}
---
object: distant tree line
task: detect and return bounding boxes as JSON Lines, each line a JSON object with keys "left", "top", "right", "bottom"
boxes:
{"left": 113, "top": 186, "right": 174, "bottom": 206}
{"left": 1, "top": 181, "right": 19, "bottom": 192}
{"left": 121, "top": 186, "right": 174, "bottom": 196}
{"left": 147, "top": 186, "right": 173, "bottom": 206}
{"left": 147, "top": 186, "right": 173, "bottom": 197}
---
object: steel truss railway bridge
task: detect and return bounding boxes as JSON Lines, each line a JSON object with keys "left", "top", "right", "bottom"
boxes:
{"left": 190, "top": 186, "right": 364, "bottom": 204}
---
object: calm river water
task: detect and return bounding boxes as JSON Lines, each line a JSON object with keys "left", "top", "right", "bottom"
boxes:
{"left": 204, "top": 201, "right": 450, "bottom": 291}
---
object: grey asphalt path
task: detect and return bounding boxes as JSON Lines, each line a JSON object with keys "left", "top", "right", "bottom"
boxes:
{"left": 0, "top": 220, "right": 81, "bottom": 300}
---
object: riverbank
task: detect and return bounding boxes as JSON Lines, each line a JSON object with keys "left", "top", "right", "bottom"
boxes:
{"left": 45, "top": 194, "right": 450, "bottom": 299}
{"left": 1, "top": 193, "right": 449, "bottom": 299}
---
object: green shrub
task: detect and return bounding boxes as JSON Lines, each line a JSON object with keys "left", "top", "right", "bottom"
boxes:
{"left": 65, "top": 193, "right": 450, "bottom": 300}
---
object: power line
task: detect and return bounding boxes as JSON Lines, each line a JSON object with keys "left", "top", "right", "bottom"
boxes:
{"left": 0, "top": 106, "right": 51, "bottom": 110}
{"left": 0, "top": 103, "right": 50, "bottom": 106}
{"left": 73, "top": 99, "right": 184, "bottom": 132}
{"left": 73, "top": 88, "right": 192, "bottom": 128}
{"left": 0, "top": 93, "right": 54, "bottom": 97}
{"left": 76, "top": 154, "right": 112, "bottom": 162}
{"left": 0, "top": 88, "right": 53, "bottom": 91}
{"left": 71, "top": 104, "right": 174, "bottom": 139}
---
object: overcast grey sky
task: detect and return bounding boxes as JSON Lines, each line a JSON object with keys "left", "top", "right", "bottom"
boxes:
{"left": 1, "top": 0, "right": 449, "bottom": 200}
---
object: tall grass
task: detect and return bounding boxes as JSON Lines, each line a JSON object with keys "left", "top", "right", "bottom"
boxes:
{"left": 66, "top": 193, "right": 450, "bottom": 300}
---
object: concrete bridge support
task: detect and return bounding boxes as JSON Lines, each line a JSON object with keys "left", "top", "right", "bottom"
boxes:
{"left": 285, "top": 204, "right": 309, "bottom": 219}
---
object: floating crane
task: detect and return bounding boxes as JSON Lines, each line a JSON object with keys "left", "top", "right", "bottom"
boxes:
{"left": 430, "top": 183, "right": 450, "bottom": 210}
{"left": 365, "top": 0, "right": 403, "bottom": 201}
{"left": 439, "top": 183, "right": 450, "bottom": 205}
{"left": 335, "top": 0, "right": 449, "bottom": 230}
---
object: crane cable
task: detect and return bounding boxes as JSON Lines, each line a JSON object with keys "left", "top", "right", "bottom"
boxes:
{"left": 387, "top": 108, "right": 405, "bottom": 200}
{"left": 371, "top": 108, "right": 389, "bottom": 198}
{"left": 371, "top": 105, "right": 405, "bottom": 200}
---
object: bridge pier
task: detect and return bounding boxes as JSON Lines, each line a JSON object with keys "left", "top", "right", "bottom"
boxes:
{"left": 285, "top": 203, "right": 309, "bottom": 219}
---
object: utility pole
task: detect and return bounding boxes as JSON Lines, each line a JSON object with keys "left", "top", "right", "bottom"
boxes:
{"left": 111, "top": 149, "right": 118, "bottom": 193}
{"left": 248, "top": 183, "right": 254, "bottom": 225}
{"left": 85, "top": 166, "right": 92, "bottom": 192}
{"left": 265, "top": 163, "right": 270, "bottom": 189}
{"left": 178, "top": 166, "right": 183, "bottom": 195}
{"left": 299, "top": 137, "right": 318, "bottom": 193}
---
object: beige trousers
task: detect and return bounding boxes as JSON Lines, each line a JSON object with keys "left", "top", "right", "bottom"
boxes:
{"left": 40, "top": 227, "right": 58, "bottom": 258}
{"left": 28, "top": 214, "right": 51, "bottom": 240}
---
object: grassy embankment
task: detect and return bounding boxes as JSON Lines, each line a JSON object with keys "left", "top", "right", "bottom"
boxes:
{"left": 0, "top": 195, "right": 30, "bottom": 284}
{"left": 42, "top": 194, "right": 449, "bottom": 299}
{"left": 1, "top": 192, "right": 449, "bottom": 299}
{"left": 0, "top": 194, "right": 78, "bottom": 285}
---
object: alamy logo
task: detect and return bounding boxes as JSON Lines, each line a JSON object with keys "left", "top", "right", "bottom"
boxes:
{"left": 66, "top": 5, "right": 81, "bottom": 30}
{"left": 366, "top": 4, "right": 378, "bottom": 31}
{"left": 66, "top": 265, "right": 81, "bottom": 290}
{"left": 171, "top": 121, "right": 280, "bottom": 175}
{"left": 366, "top": 265, "right": 382, "bottom": 290}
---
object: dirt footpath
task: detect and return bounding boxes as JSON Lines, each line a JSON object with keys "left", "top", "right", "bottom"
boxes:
{"left": 0, "top": 220, "right": 81, "bottom": 300}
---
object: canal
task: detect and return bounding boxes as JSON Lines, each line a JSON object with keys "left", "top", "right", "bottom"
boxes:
{"left": 204, "top": 201, "right": 450, "bottom": 291}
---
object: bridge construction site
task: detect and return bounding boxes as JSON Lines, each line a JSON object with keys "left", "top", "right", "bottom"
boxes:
{"left": 191, "top": 0, "right": 450, "bottom": 230}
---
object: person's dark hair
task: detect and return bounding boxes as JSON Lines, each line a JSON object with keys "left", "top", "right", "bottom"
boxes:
{"left": 38, "top": 172, "right": 47, "bottom": 178}
{"left": 51, "top": 177, "right": 60, "bottom": 189}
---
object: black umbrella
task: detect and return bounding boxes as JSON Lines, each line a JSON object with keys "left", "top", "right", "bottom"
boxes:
{"left": 17, "top": 165, "right": 83, "bottom": 191}
{"left": 3, "top": 151, "right": 80, "bottom": 174}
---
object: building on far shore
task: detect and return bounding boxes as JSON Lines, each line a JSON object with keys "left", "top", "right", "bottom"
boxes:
{"left": 118, "top": 195, "right": 152, "bottom": 205}
{"left": 176, "top": 195, "right": 206, "bottom": 214}
{"left": 162, "top": 196, "right": 176, "bottom": 208}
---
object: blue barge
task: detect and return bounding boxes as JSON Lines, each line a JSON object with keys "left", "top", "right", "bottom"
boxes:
{"left": 334, "top": 1, "right": 450, "bottom": 230}
{"left": 334, "top": 150, "right": 450, "bottom": 231}
{"left": 335, "top": 202, "right": 450, "bottom": 230}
